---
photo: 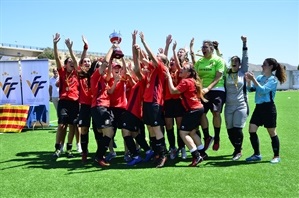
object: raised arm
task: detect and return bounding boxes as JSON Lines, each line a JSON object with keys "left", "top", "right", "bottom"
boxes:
{"left": 172, "top": 41, "right": 181, "bottom": 70}
{"left": 213, "top": 41, "right": 223, "bottom": 57}
{"left": 53, "top": 33, "right": 62, "bottom": 70}
{"left": 80, "top": 35, "right": 88, "bottom": 61}
{"left": 240, "top": 36, "right": 248, "bottom": 73}
{"left": 120, "top": 56, "right": 127, "bottom": 77}
{"left": 139, "top": 31, "right": 159, "bottom": 67}
{"left": 133, "top": 44, "right": 143, "bottom": 80}
{"left": 132, "top": 30, "right": 138, "bottom": 56}
{"left": 189, "top": 37, "right": 196, "bottom": 65}
{"left": 65, "top": 38, "right": 78, "bottom": 70}
{"left": 99, "top": 46, "right": 114, "bottom": 76}
{"left": 166, "top": 69, "right": 180, "bottom": 95}
{"left": 163, "top": 34, "right": 172, "bottom": 57}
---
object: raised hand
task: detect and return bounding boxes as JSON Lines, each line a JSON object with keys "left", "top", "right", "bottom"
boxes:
{"left": 166, "top": 34, "right": 172, "bottom": 45}
{"left": 212, "top": 41, "right": 219, "bottom": 49}
{"left": 241, "top": 35, "right": 247, "bottom": 43}
{"left": 82, "top": 35, "right": 88, "bottom": 46}
{"left": 65, "top": 38, "right": 73, "bottom": 49}
{"left": 139, "top": 32, "right": 145, "bottom": 42}
{"left": 190, "top": 37, "right": 194, "bottom": 48}
{"left": 172, "top": 40, "right": 177, "bottom": 51}
{"left": 53, "top": 33, "right": 60, "bottom": 44}
{"left": 158, "top": 48, "right": 164, "bottom": 54}
{"left": 132, "top": 30, "right": 138, "bottom": 40}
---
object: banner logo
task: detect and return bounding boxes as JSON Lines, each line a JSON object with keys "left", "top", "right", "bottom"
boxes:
{"left": 26, "top": 76, "right": 47, "bottom": 97}
{"left": 0, "top": 76, "right": 19, "bottom": 98}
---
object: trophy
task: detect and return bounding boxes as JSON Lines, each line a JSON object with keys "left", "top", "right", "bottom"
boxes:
{"left": 109, "top": 30, "right": 124, "bottom": 59}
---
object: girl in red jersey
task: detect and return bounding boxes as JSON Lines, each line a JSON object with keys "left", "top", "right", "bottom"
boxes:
{"left": 105, "top": 57, "right": 128, "bottom": 161}
{"left": 69, "top": 36, "right": 94, "bottom": 162}
{"left": 163, "top": 40, "right": 189, "bottom": 160}
{"left": 139, "top": 31, "right": 169, "bottom": 168}
{"left": 90, "top": 45, "right": 115, "bottom": 167}
{"left": 166, "top": 62, "right": 207, "bottom": 167}
{"left": 119, "top": 30, "right": 155, "bottom": 166}
{"left": 52, "top": 33, "right": 80, "bottom": 159}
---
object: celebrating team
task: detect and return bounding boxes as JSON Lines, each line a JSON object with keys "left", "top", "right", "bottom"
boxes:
{"left": 51, "top": 30, "right": 287, "bottom": 167}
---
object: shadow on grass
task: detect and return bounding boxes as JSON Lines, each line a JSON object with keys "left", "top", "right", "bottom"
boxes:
{"left": 203, "top": 154, "right": 270, "bottom": 167}
{"left": 0, "top": 151, "right": 270, "bottom": 172}
{"left": 0, "top": 151, "right": 182, "bottom": 172}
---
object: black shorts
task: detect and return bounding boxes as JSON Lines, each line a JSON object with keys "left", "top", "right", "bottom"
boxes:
{"left": 143, "top": 102, "right": 164, "bottom": 127}
{"left": 78, "top": 104, "right": 91, "bottom": 127}
{"left": 110, "top": 107, "right": 125, "bottom": 129}
{"left": 121, "top": 110, "right": 143, "bottom": 132}
{"left": 164, "top": 98, "right": 185, "bottom": 118}
{"left": 250, "top": 102, "right": 277, "bottom": 128}
{"left": 57, "top": 99, "right": 79, "bottom": 125}
{"left": 202, "top": 90, "right": 225, "bottom": 113}
{"left": 180, "top": 108, "right": 204, "bottom": 131}
{"left": 91, "top": 106, "right": 114, "bottom": 129}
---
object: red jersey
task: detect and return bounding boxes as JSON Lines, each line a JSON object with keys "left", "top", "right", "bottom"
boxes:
{"left": 58, "top": 67, "right": 79, "bottom": 101}
{"left": 126, "top": 76, "right": 146, "bottom": 119}
{"left": 90, "top": 69, "right": 110, "bottom": 108}
{"left": 78, "top": 77, "right": 92, "bottom": 105}
{"left": 143, "top": 61, "right": 167, "bottom": 105}
{"left": 164, "top": 70, "right": 181, "bottom": 100}
{"left": 125, "top": 80, "right": 133, "bottom": 100}
{"left": 176, "top": 78, "right": 203, "bottom": 111}
{"left": 108, "top": 78, "right": 127, "bottom": 109}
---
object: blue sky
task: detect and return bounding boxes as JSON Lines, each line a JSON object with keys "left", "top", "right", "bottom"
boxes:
{"left": 0, "top": 0, "right": 298, "bottom": 66}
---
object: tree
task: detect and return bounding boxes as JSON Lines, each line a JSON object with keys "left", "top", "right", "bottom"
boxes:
{"left": 37, "top": 47, "right": 54, "bottom": 59}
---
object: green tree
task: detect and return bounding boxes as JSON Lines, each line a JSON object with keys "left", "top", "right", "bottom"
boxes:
{"left": 37, "top": 47, "right": 54, "bottom": 59}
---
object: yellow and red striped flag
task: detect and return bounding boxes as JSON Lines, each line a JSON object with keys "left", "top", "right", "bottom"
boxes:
{"left": 0, "top": 104, "right": 29, "bottom": 133}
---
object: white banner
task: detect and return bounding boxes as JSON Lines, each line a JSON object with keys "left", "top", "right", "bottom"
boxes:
{"left": 0, "top": 61, "right": 22, "bottom": 105}
{"left": 21, "top": 59, "right": 49, "bottom": 124}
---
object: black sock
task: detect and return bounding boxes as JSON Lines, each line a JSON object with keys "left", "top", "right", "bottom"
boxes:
{"left": 96, "top": 136, "right": 111, "bottom": 160}
{"left": 227, "top": 128, "right": 235, "bottom": 147}
{"left": 198, "top": 149, "right": 206, "bottom": 157}
{"left": 249, "top": 133, "right": 260, "bottom": 155}
{"left": 166, "top": 128, "right": 175, "bottom": 148}
{"left": 271, "top": 135, "right": 280, "bottom": 156}
{"left": 191, "top": 150, "right": 200, "bottom": 158}
{"left": 156, "top": 137, "right": 166, "bottom": 157}
{"left": 94, "top": 132, "right": 103, "bottom": 147}
{"left": 150, "top": 137, "right": 157, "bottom": 154}
{"left": 202, "top": 128, "right": 210, "bottom": 139}
{"left": 124, "top": 136, "right": 137, "bottom": 157}
{"left": 55, "top": 143, "right": 61, "bottom": 151}
{"left": 81, "top": 133, "right": 89, "bottom": 153}
{"left": 234, "top": 127, "right": 243, "bottom": 153}
{"left": 139, "top": 123, "right": 145, "bottom": 139}
{"left": 135, "top": 133, "right": 151, "bottom": 151}
{"left": 214, "top": 127, "right": 220, "bottom": 142}
{"left": 177, "top": 127, "right": 185, "bottom": 150}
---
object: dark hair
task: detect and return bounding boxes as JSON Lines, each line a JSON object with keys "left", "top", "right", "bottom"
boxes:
{"left": 227, "top": 56, "right": 241, "bottom": 74}
{"left": 78, "top": 60, "right": 101, "bottom": 88}
{"left": 230, "top": 56, "right": 241, "bottom": 65}
{"left": 265, "top": 58, "right": 287, "bottom": 84}
{"left": 64, "top": 57, "right": 71, "bottom": 65}
{"left": 202, "top": 40, "right": 214, "bottom": 52}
